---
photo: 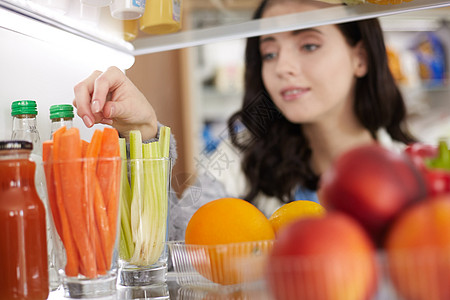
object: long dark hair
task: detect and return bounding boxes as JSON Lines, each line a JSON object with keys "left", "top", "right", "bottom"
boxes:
{"left": 227, "top": 0, "right": 416, "bottom": 203}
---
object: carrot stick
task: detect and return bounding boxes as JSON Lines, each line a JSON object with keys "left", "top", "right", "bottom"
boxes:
{"left": 43, "top": 140, "right": 63, "bottom": 239}
{"left": 81, "top": 139, "right": 89, "bottom": 157}
{"left": 52, "top": 126, "right": 79, "bottom": 277}
{"left": 94, "top": 225, "right": 107, "bottom": 275}
{"left": 97, "top": 128, "right": 120, "bottom": 209}
{"left": 83, "top": 130, "right": 105, "bottom": 273}
{"left": 105, "top": 158, "right": 120, "bottom": 266}
{"left": 59, "top": 127, "right": 97, "bottom": 278}
{"left": 86, "top": 130, "right": 103, "bottom": 158}
{"left": 94, "top": 176, "right": 113, "bottom": 268}
{"left": 97, "top": 127, "right": 121, "bottom": 266}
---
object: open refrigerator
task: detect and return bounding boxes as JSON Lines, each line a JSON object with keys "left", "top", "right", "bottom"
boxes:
{"left": 1, "top": 0, "right": 450, "bottom": 299}
{"left": 1, "top": 0, "right": 449, "bottom": 142}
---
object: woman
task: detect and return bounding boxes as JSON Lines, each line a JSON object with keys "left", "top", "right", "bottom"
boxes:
{"left": 73, "top": 0, "right": 415, "bottom": 240}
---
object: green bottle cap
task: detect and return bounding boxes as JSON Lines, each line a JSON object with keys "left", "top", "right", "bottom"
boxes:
{"left": 11, "top": 100, "right": 38, "bottom": 116}
{"left": 50, "top": 104, "right": 74, "bottom": 119}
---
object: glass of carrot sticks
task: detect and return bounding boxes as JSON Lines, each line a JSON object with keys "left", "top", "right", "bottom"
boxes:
{"left": 42, "top": 126, "right": 122, "bottom": 298}
{"left": 117, "top": 127, "right": 172, "bottom": 286}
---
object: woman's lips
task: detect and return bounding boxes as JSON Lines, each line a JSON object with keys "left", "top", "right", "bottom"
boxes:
{"left": 280, "top": 87, "right": 310, "bottom": 101}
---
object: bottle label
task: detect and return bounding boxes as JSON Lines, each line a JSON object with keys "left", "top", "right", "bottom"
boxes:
{"left": 133, "top": 0, "right": 145, "bottom": 9}
{"left": 172, "top": 0, "right": 181, "bottom": 22}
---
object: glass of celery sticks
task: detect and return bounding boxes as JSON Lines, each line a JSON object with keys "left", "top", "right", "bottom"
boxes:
{"left": 118, "top": 127, "right": 172, "bottom": 287}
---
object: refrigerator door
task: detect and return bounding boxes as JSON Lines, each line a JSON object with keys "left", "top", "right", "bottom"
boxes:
{"left": 0, "top": 7, "right": 134, "bottom": 141}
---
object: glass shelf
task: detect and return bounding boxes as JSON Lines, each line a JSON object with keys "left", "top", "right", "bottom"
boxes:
{"left": 132, "top": 0, "right": 450, "bottom": 55}
{"left": 1, "top": 0, "right": 449, "bottom": 56}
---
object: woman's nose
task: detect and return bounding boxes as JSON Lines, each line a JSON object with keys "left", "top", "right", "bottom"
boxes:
{"left": 275, "top": 47, "right": 300, "bottom": 78}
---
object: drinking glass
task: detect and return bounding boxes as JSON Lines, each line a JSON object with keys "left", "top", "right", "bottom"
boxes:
{"left": 118, "top": 157, "right": 172, "bottom": 286}
{"left": 43, "top": 157, "right": 121, "bottom": 298}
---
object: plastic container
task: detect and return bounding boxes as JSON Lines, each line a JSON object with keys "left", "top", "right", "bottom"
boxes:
{"left": 110, "top": 0, "right": 146, "bottom": 20}
{"left": 79, "top": 3, "right": 102, "bottom": 26}
{"left": 266, "top": 250, "right": 450, "bottom": 300}
{"left": 123, "top": 19, "right": 139, "bottom": 41}
{"left": 81, "top": 0, "right": 112, "bottom": 7}
{"left": 170, "top": 241, "right": 450, "bottom": 300}
{"left": 0, "top": 140, "right": 49, "bottom": 300}
{"left": 139, "top": 0, "right": 181, "bottom": 35}
{"left": 168, "top": 240, "right": 274, "bottom": 291}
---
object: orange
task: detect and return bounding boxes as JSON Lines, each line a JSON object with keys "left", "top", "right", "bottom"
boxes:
{"left": 367, "top": 0, "right": 413, "bottom": 4}
{"left": 185, "top": 197, "right": 275, "bottom": 285}
{"left": 269, "top": 200, "right": 326, "bottom": 235}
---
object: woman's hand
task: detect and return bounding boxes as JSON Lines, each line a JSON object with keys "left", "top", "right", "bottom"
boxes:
{"left": 73, "top": 66, "right": 158, "bottom": 141}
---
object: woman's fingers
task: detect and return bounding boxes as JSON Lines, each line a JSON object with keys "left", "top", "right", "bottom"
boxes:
{"left": 73, "top": 70, "right": 102, "bottom": 127}
{"left": 91, "top": 67, "right": 124, "bottom": 114}
{"left": 73, "top": 67, "right": 125, "bottom": 127}
{"left": 73, "top": 66, "right": 158, "bottom": 140}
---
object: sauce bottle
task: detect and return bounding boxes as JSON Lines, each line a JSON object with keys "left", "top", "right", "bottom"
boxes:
{"left": 0, "top": 140, "right": 49, "bottom": 300}
{"left": 11, "top": 100, "right": 60, "bottom": 291}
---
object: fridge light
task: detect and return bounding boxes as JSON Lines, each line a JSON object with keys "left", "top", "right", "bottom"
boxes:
{"left": 0, "top": 6, "right": 135, "bottom": 70}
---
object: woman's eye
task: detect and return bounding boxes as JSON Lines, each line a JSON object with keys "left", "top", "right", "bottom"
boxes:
{"left": 302, "top": 44, "right": 320, "bottom": 52}
{"left": 262, "top": 52, "right": 277, "bottom": 61}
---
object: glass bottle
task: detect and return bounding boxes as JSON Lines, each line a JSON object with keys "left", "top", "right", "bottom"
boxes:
{"left": 49, "top": 104, "right": 74, "bottom": 138}
{"left": 0, "top": 140, "right": 49, "bottom": 300}
{"left": 11, "top": 100, "right": 60, "bottom": 291}
{"left": 11, "top": 100, "right": 41, "bottom": 156}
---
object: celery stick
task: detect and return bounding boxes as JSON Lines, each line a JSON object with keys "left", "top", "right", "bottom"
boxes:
{"left": 119, "top": 138, "right": 134, "bottom": 260}
{"left": 140, "top": 143, "right": 156, "bottom": 265}
{"left": 159, "top": 126, "right": 171, "bottom": 158}
{"left": 158, "top": 127, "right": 170, "bottom": 261}
{"left": 148, "top": 143, "right": 167, "bottom": 264}
{"left": 150, "top": 159, "right": 167, "bottom": 264}
{"left": 119, "top": 225, "right": 130, "bottom": 260}
{"left": 140, "top": 142, "right": 165, "bottom": 265}
{"left": 129, "top": 130, "right": 144, "bottom": 264}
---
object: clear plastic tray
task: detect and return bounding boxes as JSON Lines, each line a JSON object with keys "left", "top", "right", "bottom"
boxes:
{"left": 168, "top": 240, "right": 274, "bottom": 291}
{"left": 265, "top": 250, "right": 450, "bottom": 300}
{"left": 169, "top": 241, "right": 450, "bottom": 300}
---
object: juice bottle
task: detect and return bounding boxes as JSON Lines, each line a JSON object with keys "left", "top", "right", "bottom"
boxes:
{"left": 0, "top": 140, "right": 49, "bottom": 300}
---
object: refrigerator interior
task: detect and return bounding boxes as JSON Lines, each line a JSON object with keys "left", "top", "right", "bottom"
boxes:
{"left": 0, "top": 5, "right": 134, "bottom": 142}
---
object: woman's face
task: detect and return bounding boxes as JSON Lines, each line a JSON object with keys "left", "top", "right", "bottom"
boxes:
{"left": 260, "top": 1, "right": 367, "bottom": 125}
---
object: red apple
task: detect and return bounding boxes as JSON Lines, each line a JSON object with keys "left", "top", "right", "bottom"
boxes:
{"left": 266, "top": 213, "right": 378, "bottom": 300}
{"left": 320, "top": 144, "right": 427, "bottom": 246}
{"left": 385, "top": 195, "right": 450, "bottom": 300}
